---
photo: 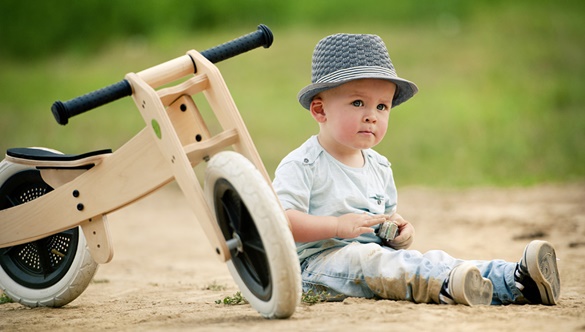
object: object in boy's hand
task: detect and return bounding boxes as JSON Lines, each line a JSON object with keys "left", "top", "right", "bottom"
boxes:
{"left": 377, "top": 220, "right": 399, "bottom": 242}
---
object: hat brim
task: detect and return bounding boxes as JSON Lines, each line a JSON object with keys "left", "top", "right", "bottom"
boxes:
{"left": 298, "top": 76, "right": 418, "bottom": 110}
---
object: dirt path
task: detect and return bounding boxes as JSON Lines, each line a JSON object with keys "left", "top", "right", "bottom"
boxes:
{"left": 1, "top": 183, "right": 584, "bottom": 331}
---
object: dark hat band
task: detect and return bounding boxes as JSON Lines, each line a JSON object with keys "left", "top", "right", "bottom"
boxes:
{"left": 315, "top": 66, "right": 397, "bottom": 84}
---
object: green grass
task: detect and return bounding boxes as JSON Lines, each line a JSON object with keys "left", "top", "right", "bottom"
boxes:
{"left": 0, "top": 292, "right": 13, "bottom": 304}
{"left": 1, "top": 3, "right": 583, "bottom": 187}
{"left": 215, "top": 291, "right": 248, "bottom": 305}
{"left": 214, "top": 290, "right": 332, "bottom": 306}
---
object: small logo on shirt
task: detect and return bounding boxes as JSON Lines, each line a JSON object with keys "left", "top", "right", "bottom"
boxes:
{"left": 371, "top": 194, "right": 385, "bottom": 205}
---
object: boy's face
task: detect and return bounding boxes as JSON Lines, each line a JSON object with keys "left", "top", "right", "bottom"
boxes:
{"left": 311, "top": 79, "right": 396, "bottom": 154}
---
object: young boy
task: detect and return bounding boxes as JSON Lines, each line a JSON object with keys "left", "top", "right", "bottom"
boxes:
{"left": 272, "top": 33, "right": 560, "bottom": 305}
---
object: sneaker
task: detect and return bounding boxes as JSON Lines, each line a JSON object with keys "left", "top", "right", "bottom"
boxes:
{"left": 439, "top": 263, "right": 493, "bottom": 306}
{"left": 515, "top": 240, "right": 560, "bottom": 305}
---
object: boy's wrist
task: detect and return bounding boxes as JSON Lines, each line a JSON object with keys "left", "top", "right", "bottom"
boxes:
{"left": 330, "top": 216, "right": 339, "bottom": 238}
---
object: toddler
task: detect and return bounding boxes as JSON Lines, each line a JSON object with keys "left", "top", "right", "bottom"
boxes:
{"left": 272, "top": 33, "right": 560, "bottom": 305}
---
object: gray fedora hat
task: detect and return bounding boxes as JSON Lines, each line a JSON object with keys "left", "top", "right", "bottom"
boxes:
{"left": 298, "top": 33, "right": 418, "bottom": 110}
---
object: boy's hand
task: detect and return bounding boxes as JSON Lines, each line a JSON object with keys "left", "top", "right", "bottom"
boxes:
{"left": 385, "top": 213, "right": 415, "bottom": 249}
{"left": 335, "top": 213, "right": 386, "bottom": 239}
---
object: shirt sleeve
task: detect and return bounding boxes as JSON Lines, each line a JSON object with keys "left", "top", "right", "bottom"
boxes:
{"left": 272, "top": 160, "right": 312, "bottom": 213}
{"left": 384, "top": 164, "right": 398, "bottom": 214}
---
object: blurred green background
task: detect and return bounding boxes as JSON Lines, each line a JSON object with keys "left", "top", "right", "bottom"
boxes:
{"left": 1, "top": 0, "right": 583, "bottom": 187}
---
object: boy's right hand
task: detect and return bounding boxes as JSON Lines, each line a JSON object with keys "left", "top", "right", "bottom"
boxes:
{"left": 335, "top": 213, "right": 387, "bottom": 238}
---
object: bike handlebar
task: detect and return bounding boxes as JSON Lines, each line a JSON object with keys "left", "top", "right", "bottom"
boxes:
{"left": 51, "top": 24, "right": 273, "bottom": 125}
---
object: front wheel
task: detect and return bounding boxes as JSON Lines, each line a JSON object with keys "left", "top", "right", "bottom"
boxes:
{"left": 0, "top": 159, "right": 98, "bottom": 307}
{"left": 204, "top": 151, "right": 301, "bottom": 319}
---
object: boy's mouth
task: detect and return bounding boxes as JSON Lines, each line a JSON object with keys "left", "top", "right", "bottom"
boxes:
{"left": 358, "top": 130, "right": 374, "bottom": 136}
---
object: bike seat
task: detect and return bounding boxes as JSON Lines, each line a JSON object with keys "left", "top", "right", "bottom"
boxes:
{"left": 6, "top": 148, "right": 112, "bottom": 169}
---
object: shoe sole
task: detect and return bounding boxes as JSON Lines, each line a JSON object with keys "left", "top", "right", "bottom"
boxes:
{"left": 523, "top": 240, "right": 561, "bottom": 305}
{"left": 450, "top": 263, "right": 493, "bottom": 306}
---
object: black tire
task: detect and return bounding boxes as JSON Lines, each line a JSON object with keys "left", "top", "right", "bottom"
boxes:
{"left": 205, "top": 151, "right": 300, "bottom": 319}
{"left": 0, "top": 160, "right": 98, "bottom": 307}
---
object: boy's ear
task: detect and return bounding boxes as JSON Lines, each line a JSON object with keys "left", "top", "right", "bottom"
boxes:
{"left": 310, "top": 98, "right": 327, "bottom": 123}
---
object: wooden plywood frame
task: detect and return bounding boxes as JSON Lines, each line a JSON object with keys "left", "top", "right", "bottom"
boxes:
{"left": 80, "top": 215, "right": 113, "bottom": 264}
{"left": 126, "top": 71, "right": 231, "bottom": 262}
{"left": 0, "top": 48, "right": 277, "bottom": 264}
{"left": 40, "top": 164, "right": 115, "bottom": 264}
{"left": 187, "top": 51, "right": 272, "bottom": 184}
{"left": 0, "top": 129, "right": 173, "bottom": 249}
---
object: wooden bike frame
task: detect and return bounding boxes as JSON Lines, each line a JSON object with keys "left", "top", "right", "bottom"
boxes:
{"left": 0, "top": 50, "right": 272, "bottom": 265}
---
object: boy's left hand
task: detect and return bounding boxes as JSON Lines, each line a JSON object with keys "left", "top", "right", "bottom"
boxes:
{"left": 385, "top": 213, "right": 415, "bottom": 250}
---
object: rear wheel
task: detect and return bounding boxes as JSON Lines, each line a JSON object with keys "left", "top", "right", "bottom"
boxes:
{"left": 0, "top": 160, "right": 98, "bottom": 307}
{"left": 205, "top": 151, "right": 300, "bottom": 319}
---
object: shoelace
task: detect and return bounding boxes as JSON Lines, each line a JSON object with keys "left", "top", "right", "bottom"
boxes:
{"left": 439, "top": 277, "right": 456, "bottom": 305}
{"left": 514, "top": 263, "right": 541, "bottom": 304}
{"left": 514, "top": 263, "right": 528, "bottom": 291}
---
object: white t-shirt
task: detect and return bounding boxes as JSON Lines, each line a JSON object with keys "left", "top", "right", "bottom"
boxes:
{"left": 272, "top": 135, "right": 398, "bottom": 262}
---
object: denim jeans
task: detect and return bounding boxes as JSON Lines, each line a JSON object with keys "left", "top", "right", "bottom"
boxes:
{"left": 300, "top": 242, "right": 521, "bottom": 305}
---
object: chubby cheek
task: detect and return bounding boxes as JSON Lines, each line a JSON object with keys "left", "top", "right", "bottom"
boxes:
{"left": 377, "top": 120, "right": 389, "bottom": 136}
{"left": 335, "top": 117, "right": 362, "bottom": 140}
{"left": 372, "top": 118, "right": 389, "bottom": 144}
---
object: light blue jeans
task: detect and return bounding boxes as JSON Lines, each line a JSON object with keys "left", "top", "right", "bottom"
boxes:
{"left": 300, "top": 242, "right": 521, "bottom": 305}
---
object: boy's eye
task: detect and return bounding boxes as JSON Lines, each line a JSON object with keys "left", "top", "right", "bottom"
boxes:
{"left": 352, "top": 100, "right": 364, "bottom": 107}
{"left": 377, "top": 104, "right": 388, "bottom": 111}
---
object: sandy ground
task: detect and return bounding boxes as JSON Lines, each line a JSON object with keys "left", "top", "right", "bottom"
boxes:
{"left": 1, "top": 182, "right": 584, "bottom": 331}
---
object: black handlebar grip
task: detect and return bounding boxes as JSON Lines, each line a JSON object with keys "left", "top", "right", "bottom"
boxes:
{"left": 51, "top": 24, "right": 273, "bottom": 125}
{"left": 198, "top": 24, "right": 273, "bottom": 68}
{"left": 51, "top": 80, "right": 132, "bottom": 125}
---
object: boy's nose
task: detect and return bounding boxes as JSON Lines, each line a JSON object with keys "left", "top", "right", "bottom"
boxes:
{"left": 364, "top": 112, "right": 377, "bottom": 123}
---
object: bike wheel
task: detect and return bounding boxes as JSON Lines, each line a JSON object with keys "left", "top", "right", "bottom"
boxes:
{"left": 0, "top": 159, "right": 98, "bottom": 307}
{"left": 204, "top": 151, "right": 301, "bottom": 319}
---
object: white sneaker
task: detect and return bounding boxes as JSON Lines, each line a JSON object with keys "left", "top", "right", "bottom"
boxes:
{"left": 515, "top": 240, "right": 561, "bottom": 305}
{"left": 440, "top": 263, "right": 493, "bottom": 306}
